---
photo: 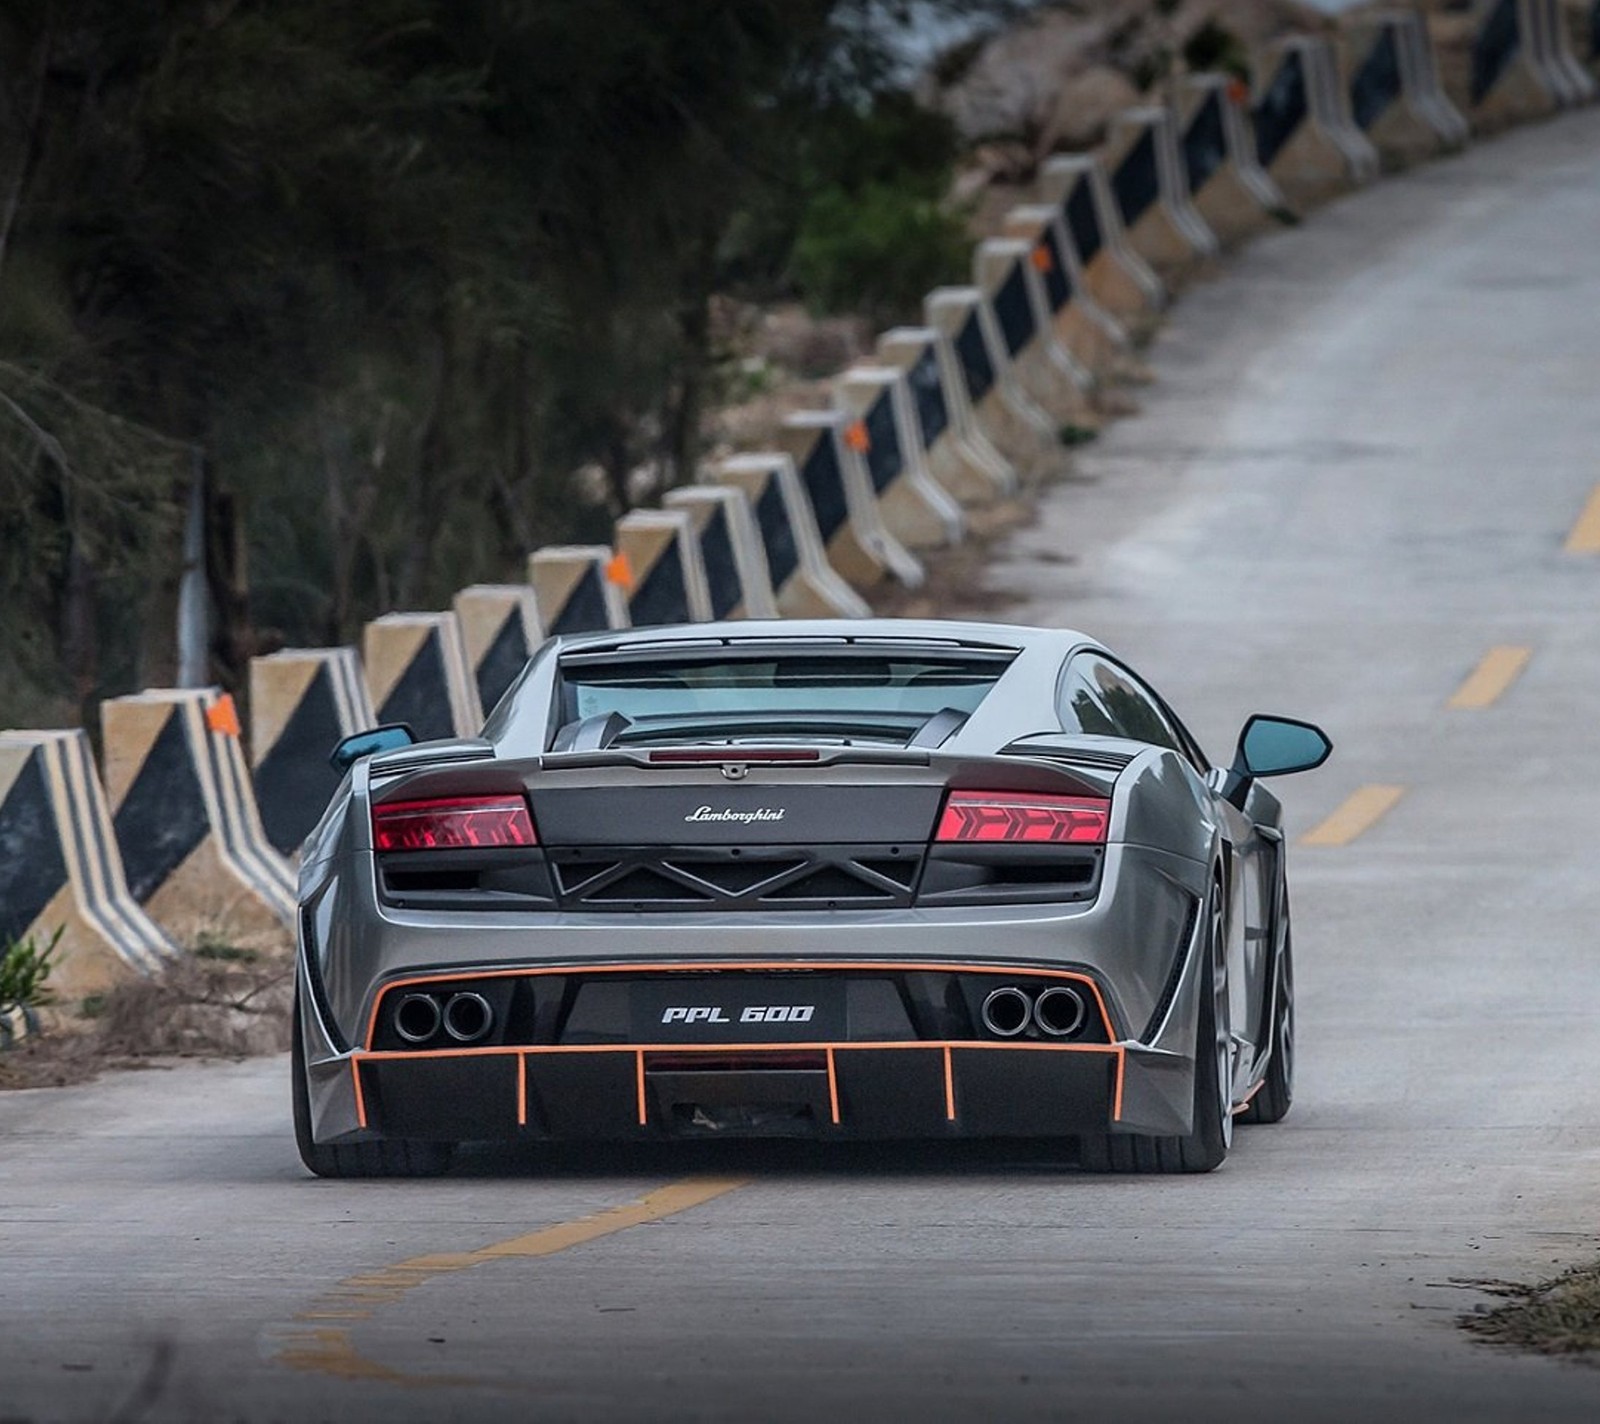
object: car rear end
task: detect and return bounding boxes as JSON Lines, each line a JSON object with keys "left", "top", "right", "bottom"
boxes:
{"left": 297, "top": 628, "right": 1209, "bottom": 1151}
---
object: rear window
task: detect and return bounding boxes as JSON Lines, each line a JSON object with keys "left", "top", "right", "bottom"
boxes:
{"left": 554, "top": 649, "right": 1012, "bottom": 747}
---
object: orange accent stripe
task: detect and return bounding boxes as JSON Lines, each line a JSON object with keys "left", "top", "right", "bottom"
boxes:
{"left": 350, "top": 1060, "right": 368, "bottom": 1130}
{"left": 826, "top": 1047, "right": 840, "bottom": 1125}
{"left": 356, "top": 1039, "right": 1124, "bottom": 1062}
{"left": 365, "top": 960, "right": 1116, "bottom": 1050}
{"left": 1113, "top": 1046, "right": 1125, "bottom": 1121}
{"left": 1231, "top": 1079, "right": 1263, "bottom": 1116}
{"left": 635, "top": 1050, "right": 648, "bottom": 1126}
{"left": 943, "top": 1046, "right": 955, "bottom": 1121}
{"left": 517, "top": 1054, "right": 528, "bottom": 1127}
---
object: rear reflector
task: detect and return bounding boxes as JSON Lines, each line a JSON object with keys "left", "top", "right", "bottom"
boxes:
{"left": 373, "top": 795, "right": 537, "bottom": 851}
{"left": 935, "top": 791, "right": 1109, "bottom": 845}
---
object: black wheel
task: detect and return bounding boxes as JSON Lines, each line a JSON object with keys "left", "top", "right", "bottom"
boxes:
{"left": 1240, "top": 918, "right": 1293, "bottom": 1125}
{"left": 1080, "top": 890, "right": 1232, "bottom": 1174}
{"left": 292, "top": 992, "right": 454, "bottom": 1179}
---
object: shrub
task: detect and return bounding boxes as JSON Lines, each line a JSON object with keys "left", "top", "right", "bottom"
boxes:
{"left": 0, "top": 927, "right": 62, "bottom": 1021}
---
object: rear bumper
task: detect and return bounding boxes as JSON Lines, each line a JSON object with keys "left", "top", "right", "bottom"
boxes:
{"left": 312, "top": 1036, "right": 1192, "bottom": 1144}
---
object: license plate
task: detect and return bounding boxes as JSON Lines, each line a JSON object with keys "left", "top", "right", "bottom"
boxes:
{"left": 631, "top": 977, "right": 844, "bottom": 1042}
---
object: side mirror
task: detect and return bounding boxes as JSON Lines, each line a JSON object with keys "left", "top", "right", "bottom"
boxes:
{"left": 1233, "top": 715, "right": 1332, "bottom": 779}
{"left": 329, "top": 723, "right": 415, "bottom": 774}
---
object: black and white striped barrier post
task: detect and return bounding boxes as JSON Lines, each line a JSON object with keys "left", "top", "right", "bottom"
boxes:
{"left": 1341, "top": 10, "right": 1470, "bottom": 165}
{"left": 249, "top": 647, "right": 373, "bottom": 857}
{"left": 1037, "top": 155, "right": 1164, "bottom": 326}
{"left": 925, "top": 285, "right": 1060, "bottom": 481}
{"left": 999, "top": 202, "right": 1130, "bottom": 375}
{"left": 1253, "top": 36, "right": 1380, "bottom": 212}
{"left": 875, "top": 327, "right": 1016, "bottom": 505}
{"left": 1104, "top": 105, "right": 1220, "bottom": 285}
{"left": 0, "top": 729, "right": 174, "bottom": 999}
{"left": 612, "top": 508, "right": 714, "bottom": 626}
{"left": 453, "top": 585, "right": 543, "bottom": 715}
{"left": 527, "top": 546, "right": 630, "bottom": 636}
{"left": 706, "top": 455, "right": 871, "bottom": 618}
{"left": 663, "top": 485, "right": 780, "bottom": 621}
{"left": 833, "top": 366, "right": 965, "bottom": 550}
{"left": 102, "top": 689, "right": 296, "bottom": 944}
{"left": 1531, "top": 0, "right": 1596, "bottom": 101}
{"left": 363, "top": 611, "right": 483, "bottom": 743}
{"left": 1174, "top": 75, "right": 1287, "bottom": 248}
{"left": 973, "top": 239, "right": 1100, "bottom": 431}
{"left": 776, "top": 410, "right": 923, "bottom": 590}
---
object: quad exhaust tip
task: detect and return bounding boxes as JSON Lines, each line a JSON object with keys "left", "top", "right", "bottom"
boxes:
{"left": 394, "top": 993, "right": 443, "bottom": 1044}
{"left": 442, "top": 991, "right": 495, "bottom": 1044}
{"left": 980, "top": 986, "right": 1032, "bottom": 1038}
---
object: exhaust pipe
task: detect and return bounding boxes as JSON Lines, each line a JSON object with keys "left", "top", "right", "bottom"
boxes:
{"left": 394, "top": 993, "right": 443, "bottom": 1045}
{"left": 980, "top": 986, "right": 1031, "bottom": 1038}
{"left": 443, "top": 991, "right": 495, "bottom": 1044}
{"left": 1033, "top": 985, "right": 1087, "bottom": 1039}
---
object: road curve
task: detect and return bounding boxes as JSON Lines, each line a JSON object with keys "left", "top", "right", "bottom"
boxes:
{"left": 5, "top": 110, "right": 1600, "bottom": 1424}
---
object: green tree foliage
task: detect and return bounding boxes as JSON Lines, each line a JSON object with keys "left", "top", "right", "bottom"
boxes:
{"left": 0, "top": 0, "right": 990, "bottom": 726}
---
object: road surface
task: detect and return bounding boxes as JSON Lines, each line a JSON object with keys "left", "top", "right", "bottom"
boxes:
{"left": 5, "top": 109, "right": 1600, "bottom": 1424}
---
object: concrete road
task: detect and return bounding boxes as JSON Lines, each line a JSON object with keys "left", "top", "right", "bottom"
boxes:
{"left": 6, "top": 111, "right": 1600, "bottom": 1424}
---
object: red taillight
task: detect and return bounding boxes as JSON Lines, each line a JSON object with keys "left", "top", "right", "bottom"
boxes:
{"left": 935, "top": 791, "right": 1109, "bottom": 845}
{"left": 372, "top": 795, "right": 537, "bottom": 852}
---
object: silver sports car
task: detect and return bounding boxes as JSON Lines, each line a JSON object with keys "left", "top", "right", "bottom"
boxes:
{"left": 292, "top": 620, "right": 1330, "bottom": 1176}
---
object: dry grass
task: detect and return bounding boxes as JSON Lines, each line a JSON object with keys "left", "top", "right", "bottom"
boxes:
{"left": 1459, "top": 1265, "right": 1600, "bottom": 1360}
{"left": 0, "top": 942, "right": 292, "bottom": 1092}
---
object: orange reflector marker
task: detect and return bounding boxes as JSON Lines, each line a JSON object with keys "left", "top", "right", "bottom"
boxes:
{"left": 605, "top": 550, "right": 635, "bottom": 589}
{"left": 1031, "top": 244, "right": 1054, "bottom": 273}
{"left": 844, "top": 420, "right": 870, "bottom": 453}
{"left": 205, "top": 693, "right": 242, "bottom": 737}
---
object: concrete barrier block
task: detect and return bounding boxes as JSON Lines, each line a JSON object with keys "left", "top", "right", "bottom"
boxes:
{"left": 102, "top": 689, "right": 296, "bottom": 945}
{"left": 833, "top": 365, "right": 965, "bottom": 550}
{"left": 1254, "top": 37, "right": 1379, "bottom": 213}
{"left": 453, "top": 584, "right": 543, "bottom": 715}
{"left": 1342, "top": 11, "right": 1469, "bottom": 166}
{"left": 1538, "top": 0, "right": 1597, "bottom": 97}
{"left": 999, "top": 205, "right": 1129, "bottom": 374}
{"left": 776, "top": 411, "right": 923, "bottom": 589}
{"left": 877, "top": 326, "right": 1017, "bottom": 504}
{"left": 925, "top": 285, "right": 1061, "bottom": 482}
{"left": 1104, "top": 105, "right": 1220, "bottom": 285}
{"left": 1465, "top": 0, "right": 1560, "bottom": 127}
{"left": 527, "top": 545, "right": 631, "bottom": 636}
{"left": 706, "top": 454, "right": 871, "bottom": 619}
{"left": 363, "top": 611, "right": 483, "bottom": 743}
{"left": 1037, "top": 155, "right": 1165, "bottom": 326}
{"left": 973, "top": 239, "right": 1099, "bottom": 431}
{"left": 249, "top": 647, "right": 373, "bottom": 857}
{"left": 613, "top": 508, "right": 714, "bottom": 626}
{"left": 663, "top": 484, "right": 780, "bottom": 621}
{"left": 1175, "top": 76, "right": 1287, "bottom": 248}
{"left": 0, "top": 729, "right": 175, "bottom": 997}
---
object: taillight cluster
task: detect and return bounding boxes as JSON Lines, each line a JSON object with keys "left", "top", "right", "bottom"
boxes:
{"left": 372, "top": 795, "right": 537, "bottom": 852}
{"left": 935, "top": 791, "right": 1108, "bottom": 845}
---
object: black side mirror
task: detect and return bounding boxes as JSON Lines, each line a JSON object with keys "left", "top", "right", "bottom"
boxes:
{"left": 329, "top": 723, "right": 415, "bottom": 773}
{"left": 1234, "top": 715, "right": 1333, "bottom": 779}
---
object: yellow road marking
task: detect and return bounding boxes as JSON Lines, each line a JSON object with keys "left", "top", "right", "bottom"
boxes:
{"left": 1564, "top": 483, "right": 1600, "bottom": 553}
{"left": 271, "top": 1175, "right": 746, "bottom": 1384}
{"left": 1447, "top": 645, "right": 1531, "bottom": 709}
{"left": 1300, "top": 785, "right": 1405, "bottom": 847}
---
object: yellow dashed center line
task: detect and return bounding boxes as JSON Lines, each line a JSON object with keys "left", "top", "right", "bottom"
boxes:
{"left": 1564, "top": 483, "right": 1600, "bottom": 553}
{"left": 270, "top": 1175, "right": 746, "bottom": 1384}
{"left": 1447, "top": 645, "right": 1531, "bottom": 709}
{"left": 1300, "top": 785, "right": 1405, "bottom": 847}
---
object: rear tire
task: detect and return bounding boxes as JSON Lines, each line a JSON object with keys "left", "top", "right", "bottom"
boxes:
{"left": 1240, "top": 921, "right": 1293, "bottom": 1125}
{"left": 1080, "top": 891, "right": 1231, "bottom": 1175}
{"left": 292, "top": 992, "right": 454, "bottom": 1179}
